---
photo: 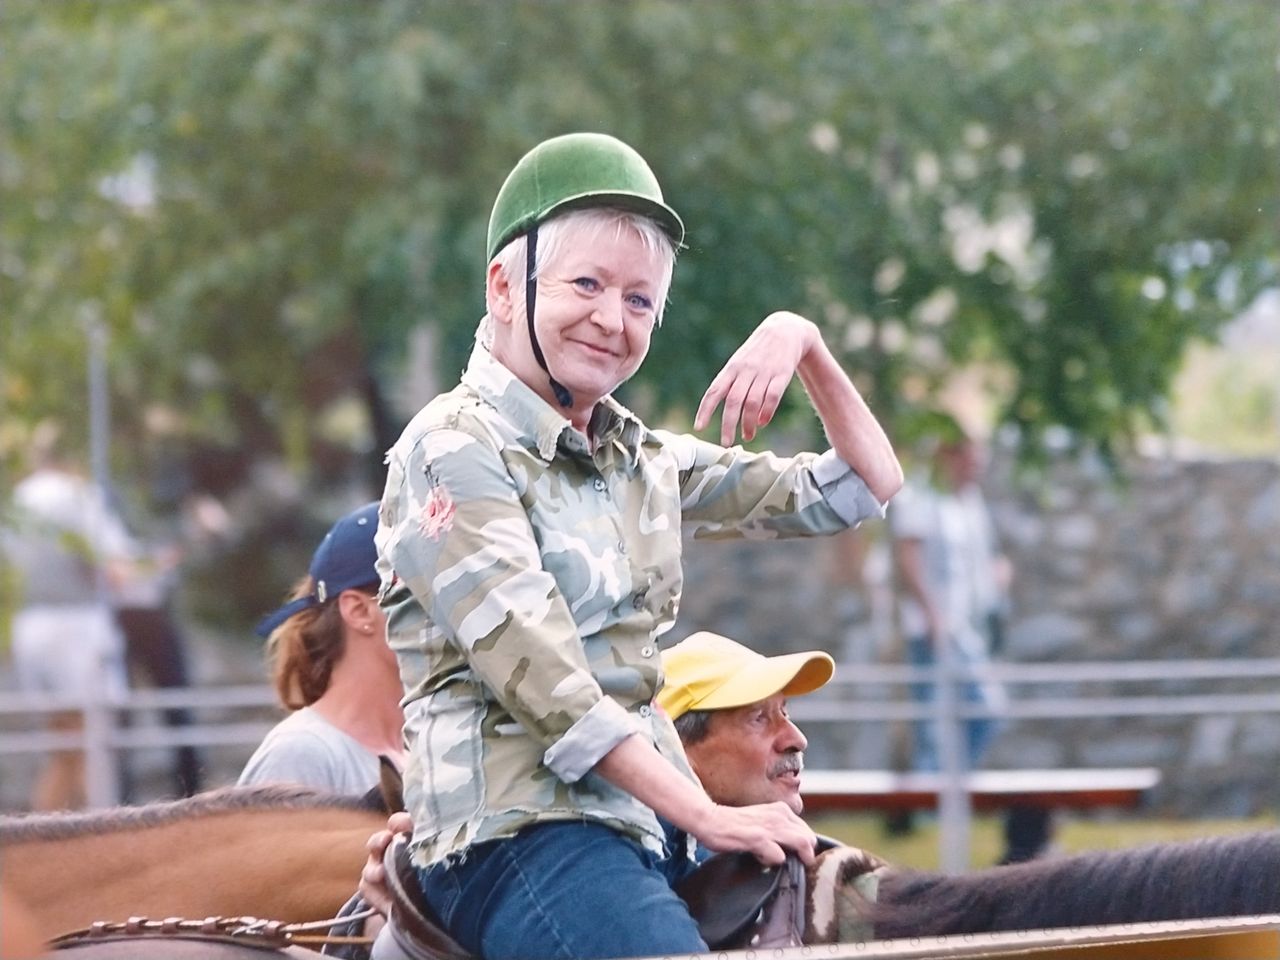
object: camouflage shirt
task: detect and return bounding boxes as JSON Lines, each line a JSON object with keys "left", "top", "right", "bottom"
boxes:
{"left": 377, "top": 342, "right": 885, "bottom": 868}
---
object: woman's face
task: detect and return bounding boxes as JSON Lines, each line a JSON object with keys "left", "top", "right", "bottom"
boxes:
{"left": 491, "top": 218, "right": 666, "bottom": 427}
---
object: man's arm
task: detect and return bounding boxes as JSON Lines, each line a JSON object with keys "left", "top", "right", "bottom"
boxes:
{"left": 694, "top": 312, "right": 903, "bottom": 505}
{"left": 894, "top": 537, "right": 944, "bottom": 643}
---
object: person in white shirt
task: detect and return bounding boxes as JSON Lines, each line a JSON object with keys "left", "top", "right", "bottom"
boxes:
{"left": 892, "top": 428, "right": 1010, "bottom": 774}
{"left": 5, "top": 423, "right": 137, "bottom": 810}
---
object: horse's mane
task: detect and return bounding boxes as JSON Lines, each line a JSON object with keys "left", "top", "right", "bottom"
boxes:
{"left": 0, "top": 783, "right": 384, "bottom": 845}
{"left": 872, "top": 830, "right": 1280, "bottom": 938}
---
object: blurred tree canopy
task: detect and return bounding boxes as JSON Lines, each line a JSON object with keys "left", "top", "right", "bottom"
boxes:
{"left": 2, "top": 0, "right": 1276, "bottom": 617}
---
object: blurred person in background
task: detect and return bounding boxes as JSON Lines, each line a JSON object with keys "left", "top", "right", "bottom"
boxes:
{"left": 109, "top": 486, "right": 203, "bottom": 800}
{"left": 3, "top": 422, "right": 136, "bottom": 810}
{"left": 238, "top": 501, "right": 404, "bottom": 794}
{"left": 890, "top": 421, "right": 1028, "bottom": 859}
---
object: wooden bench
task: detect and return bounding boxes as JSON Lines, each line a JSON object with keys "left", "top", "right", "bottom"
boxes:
{"left": 800, "top": 767, "right": 1162, "bottom": 815}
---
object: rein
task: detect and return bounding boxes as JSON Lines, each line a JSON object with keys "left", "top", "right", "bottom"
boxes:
{"left": 51, "top": 908, "right": 379, "bottom": 951}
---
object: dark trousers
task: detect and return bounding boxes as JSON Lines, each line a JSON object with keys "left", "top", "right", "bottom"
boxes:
{"left": 116, "top": 605, "right": 202, "bottom": 798}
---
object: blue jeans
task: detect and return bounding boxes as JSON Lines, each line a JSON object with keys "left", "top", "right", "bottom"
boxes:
{"left": 907, "top": 632, "right": 1002, "bottom": 772}
{"left": 417, "top": 820, "right": 707, "bottom": 960}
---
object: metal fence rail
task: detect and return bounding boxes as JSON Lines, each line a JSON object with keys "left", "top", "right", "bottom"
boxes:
{"left": 4, "top": 658, "right": 1280, "bottom": 871}
{"left": 794, "top": 657, "right": 1280, "bottom": 871}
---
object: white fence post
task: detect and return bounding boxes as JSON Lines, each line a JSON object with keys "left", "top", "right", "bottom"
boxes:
{"left": 81, "top": 691, "right": 119, "bottom": 809}
{"left": 935, "top": 635, "right": 971, "bottom": 873}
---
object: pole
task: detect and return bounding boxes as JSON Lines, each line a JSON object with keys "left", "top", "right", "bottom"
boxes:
{"left": 935, "top": 630, "right": 971, "bottom": 872}
{"left": 84, "top": 313, "right": 119, "bottom": 808}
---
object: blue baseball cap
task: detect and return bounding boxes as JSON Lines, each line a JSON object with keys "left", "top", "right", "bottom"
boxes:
{"left": 255, "top": 501, "right": 381, "bottom": 638}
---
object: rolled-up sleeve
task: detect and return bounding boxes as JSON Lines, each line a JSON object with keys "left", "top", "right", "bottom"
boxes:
{"left": 810, "top": 449, "right": 886, "bottom": 524}
{"left": 382, "top": 425, "right": 617, "bottom": 780}
{"left": 543, "top": 696, "right": 641, "bottom": 783}
{"left": 661, "top": 431, "right": 884, "bottom": 539}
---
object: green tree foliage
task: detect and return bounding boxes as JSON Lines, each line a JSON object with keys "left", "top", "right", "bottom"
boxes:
{"left": 2, "top": 0, "right": 1276, "bottom": 497}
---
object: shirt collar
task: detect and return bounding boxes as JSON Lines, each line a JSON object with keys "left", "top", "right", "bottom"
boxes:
{"left": 460, "top": 339, "right": 647, "bottom": 466}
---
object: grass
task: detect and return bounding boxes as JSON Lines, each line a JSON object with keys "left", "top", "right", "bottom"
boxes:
{"left": 805, "top": 811, "right": 1280, "bottom": 870}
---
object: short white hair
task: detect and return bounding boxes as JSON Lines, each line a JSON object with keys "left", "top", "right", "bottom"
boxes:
{"left": 478, "top": 207, "right": 679, "bottom": 347}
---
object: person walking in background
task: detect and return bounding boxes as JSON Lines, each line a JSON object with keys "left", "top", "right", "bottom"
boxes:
{"left": 890, "top": 420, "right": 1030, "bottom": 859}
{"left": 239, "top": 501, "right": 404, "bottom": 794}
{"left": 892, "top": 423, "right": 1010, "bottom": 775}
{"left": 3, "top": 422, "right": 136, "bottom": 811}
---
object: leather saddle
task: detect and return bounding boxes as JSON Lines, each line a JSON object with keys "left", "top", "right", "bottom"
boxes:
{"left": 675, "top": 849, "right": 805, "bottom": 949}
{"left": 377, "top": 837, "right": 805, "bottom": 959}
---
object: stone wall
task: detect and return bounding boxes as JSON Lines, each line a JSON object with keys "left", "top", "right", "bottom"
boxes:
{"left": 675, "top": 453, "right": 1280, "bottom": 817}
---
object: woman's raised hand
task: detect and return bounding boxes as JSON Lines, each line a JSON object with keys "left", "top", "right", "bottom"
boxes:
{"left": 694, "top": 312, "right": 818, "bottom": 447}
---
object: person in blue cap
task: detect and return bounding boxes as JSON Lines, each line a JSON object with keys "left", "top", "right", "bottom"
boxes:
{"left": 239, "top": 502, "right": 404, "bottom": 794}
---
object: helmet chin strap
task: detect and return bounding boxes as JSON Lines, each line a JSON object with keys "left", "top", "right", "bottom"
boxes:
{"left": 525, "top": 225, "right": 574, "bottom": 409}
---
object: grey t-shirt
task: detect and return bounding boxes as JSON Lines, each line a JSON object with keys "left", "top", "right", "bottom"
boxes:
{"left": 238, "top": 706, "right": 382, "bottom": 796}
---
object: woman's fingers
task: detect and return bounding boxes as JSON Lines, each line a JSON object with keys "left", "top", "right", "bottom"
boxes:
{"left": 696, "top": 801, "right": 817, "bottom": 867}
{"left": 697, "top": 315, "right": 809, "bottom": 444}
{"left": 717, "top": 373, "right": 756, "bottom": 446}
{"left": 750, "top": 837, "right": 787, "bottom": 867}
{"left": 695, "top": 362, "right": 736, "bottom": 434}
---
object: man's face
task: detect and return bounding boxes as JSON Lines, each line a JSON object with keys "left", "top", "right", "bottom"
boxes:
{"left": 683, "top": 693, "right": 808, "bottom": 815}
{"left": 938, "top": 439, "right": 982, "bottom": 488}
{"left": 491, "top": 218, "right": 664, "bottom": 425}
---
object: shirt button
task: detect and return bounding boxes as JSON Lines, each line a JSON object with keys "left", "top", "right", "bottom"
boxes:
{"left": 593, "top": 476, "right": 607, "bottom": 492}
{"left": 631, "top": 592, "right": 647, "bottom": 610}
{"left": 617, "top": 540, "right": 627, "bottom": 554}
{"left": 638, "top": 704, "right": 652, "bottom": 719}
{"left": 641, "top": 645, "right": 655, "bottom": 658}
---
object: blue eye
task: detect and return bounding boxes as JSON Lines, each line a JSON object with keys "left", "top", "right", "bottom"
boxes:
{"left": 626, "top": 293, "right": 654, "bottom": 312}
{"left": 574, "top": 277, "right": 601, "bottom": 292}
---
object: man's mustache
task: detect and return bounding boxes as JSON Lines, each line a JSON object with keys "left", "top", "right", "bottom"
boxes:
{"left": 768, "top": 752, "right": 804, "bottom": 778}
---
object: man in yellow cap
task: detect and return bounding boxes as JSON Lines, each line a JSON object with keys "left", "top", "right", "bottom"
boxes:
{"left": 656, "top": 631, "right": 834, "bottom": 817}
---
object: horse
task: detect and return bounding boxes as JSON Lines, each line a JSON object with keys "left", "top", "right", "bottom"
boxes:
{"left": 6, "top": 784, "right": 1276, "bottom": 957}
{"left": 2, "top": 883, "right": 46, "bottom": 960}
{"left": 51, "top": 940, "right": 327, "bottom": 960}
{"left": 871, "top": 829, "right": 1280, "bottom": 938}
{"left": 0, "top": 784, "right": 386, "bottom": 947}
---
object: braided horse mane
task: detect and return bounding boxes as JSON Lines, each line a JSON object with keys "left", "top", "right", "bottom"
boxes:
{"left": 871, "top": 830, "right": 1280, "bottom": 937}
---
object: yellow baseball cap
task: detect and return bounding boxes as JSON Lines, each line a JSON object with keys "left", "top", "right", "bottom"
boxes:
{"left": 656, "top": 631, "right": 834, "bottom": 720}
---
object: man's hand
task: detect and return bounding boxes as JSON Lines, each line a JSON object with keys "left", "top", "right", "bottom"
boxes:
{"left": 359, "top": 811, "right": 414, "bottom": 916}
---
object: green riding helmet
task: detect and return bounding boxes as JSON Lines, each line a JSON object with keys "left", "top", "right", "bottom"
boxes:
{"left": 486, "top": 132, "right": 685, "bottom": 261}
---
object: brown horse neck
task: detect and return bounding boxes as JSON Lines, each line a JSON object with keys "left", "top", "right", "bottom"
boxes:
{"left": 5, "top": 804, "right": 385, "bottom": 943}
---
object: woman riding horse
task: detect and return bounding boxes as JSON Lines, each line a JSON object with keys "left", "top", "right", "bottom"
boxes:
{"left": 374, "top": 131, "right": 902, "bottom": 960}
